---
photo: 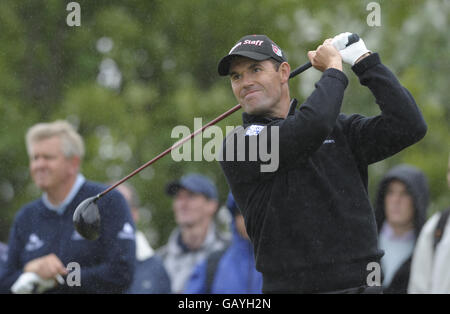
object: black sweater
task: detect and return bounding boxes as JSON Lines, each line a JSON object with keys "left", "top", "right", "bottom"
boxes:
{"left": 219, "top": 53, "right": 427, "bottom": 293}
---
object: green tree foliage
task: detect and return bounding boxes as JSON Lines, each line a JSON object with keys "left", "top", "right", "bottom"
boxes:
{"left": 0, "top": 0, "right": 448, "bottom": 246}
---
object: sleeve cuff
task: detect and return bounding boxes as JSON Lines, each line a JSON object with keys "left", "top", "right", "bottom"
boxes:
{"left": 351, "top": 52, "right": 381, "bottom": 76}
{"left": 322, "top": 68, "right": 349, "bottom": 88}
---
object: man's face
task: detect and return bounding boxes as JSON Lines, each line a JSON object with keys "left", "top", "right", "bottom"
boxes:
{"left": 384, "top": 180, "right": 415, "bottom": 229}
{"left": 229, "top": 57, "right": 284, "bottom": 116}
{"left": 173, "top": 188, "right": 216, "bottom": 227}
{"left": 29, "top": 136, "right": 78, "bottom": 193}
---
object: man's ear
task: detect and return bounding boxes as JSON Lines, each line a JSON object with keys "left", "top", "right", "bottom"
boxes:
{"left": 279, "top": 62, "right": 291, "bottom": 84}
{"left": 69, "top": 155, "right": 81, "bottom": 175}
{"left": 207, "top": 199, "right": 219, "bottom": 216}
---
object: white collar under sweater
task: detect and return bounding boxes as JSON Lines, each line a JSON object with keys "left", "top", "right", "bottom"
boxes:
{"left": 42, "top": 174, "right": 86, "bottom": 215}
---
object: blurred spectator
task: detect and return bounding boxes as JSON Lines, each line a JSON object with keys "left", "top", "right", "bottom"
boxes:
{"left": 0, "top": 242, "right": 7, "bottom": 263}
{"left": 185, "top": 192, "right": 262, "bottom": 293}
{"left": 375, "top": 164, "right": 428, "bottom": 293}
{"left": 157, "top": 173, "right": 229, "bottom": 293}
{"left": 0, "top": 120, "right": 135, "bottom": 293}
{"left": 0, "top": 243, "right": 7, "bottom": 293}
{"left": 116, "top": 183, "right": 171, "bottom": 294}
{"left": 408, "top": 154, "right": 450, "bottom": 293}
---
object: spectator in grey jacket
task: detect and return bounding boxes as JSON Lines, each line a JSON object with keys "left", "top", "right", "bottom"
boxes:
{"left": 157, "top": 174, "right": 228, "bottom": 293}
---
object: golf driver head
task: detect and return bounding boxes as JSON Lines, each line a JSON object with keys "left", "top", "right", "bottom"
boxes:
{"left": 73, "top": 196, "right": 101, "bottom": 241}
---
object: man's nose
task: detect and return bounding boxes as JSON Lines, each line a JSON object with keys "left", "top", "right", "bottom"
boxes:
{"left": 31, "top": 157, "right": 46, "bottom": 169}
{"left": 241, "top": 72, "right": 254, "bottom": 86}
{"left": 391, "top": 193, "right": 402, "bottom": 204}
{"left": 174, "top": 195, "right": 188, "bottom": 207}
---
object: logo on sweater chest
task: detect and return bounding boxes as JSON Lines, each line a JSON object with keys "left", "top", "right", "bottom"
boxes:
{"left": 245, "top": 124, "right": 265, "bottom": 136}
{"left": 118, "top": 222, "right": 135, "bottom": 240}
{"left": 25, "top": 234, "right": 44, "bottom": 251}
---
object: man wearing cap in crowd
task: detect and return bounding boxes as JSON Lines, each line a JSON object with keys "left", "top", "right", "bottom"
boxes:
{"left": 157, "top": 173, "right": 229, "bottom": 294}
{"left": 184, "top": 192, "right": 262, "bottom": 294}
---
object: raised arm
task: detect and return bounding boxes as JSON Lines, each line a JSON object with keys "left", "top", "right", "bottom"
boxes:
{"left": 343, "top": 53, "right": 427, "bottom": 165}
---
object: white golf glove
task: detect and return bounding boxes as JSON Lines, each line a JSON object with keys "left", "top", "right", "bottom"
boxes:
{"left": 11, "top": 272, "right": 63, "bottom": 294}
{"left": 331, "top": 32, "right": 371, "bottom": 66}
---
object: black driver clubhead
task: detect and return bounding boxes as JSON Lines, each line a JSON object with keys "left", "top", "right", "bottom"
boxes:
{"left": 73, "top": 195, "right": 101, "bottom": 241}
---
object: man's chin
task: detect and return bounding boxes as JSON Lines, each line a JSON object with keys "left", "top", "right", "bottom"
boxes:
{"left": 243, "top": 103, "right": 269, "bottom": 116}
{"left": 178, "top": 223, "right": 196, "bottom": 229}
{"left": 34, "top": 181, "right": 50, "bottom": 191}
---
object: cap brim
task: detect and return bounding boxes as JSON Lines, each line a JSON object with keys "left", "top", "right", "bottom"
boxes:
{"left": 218, "top": 51, "right": 271, "bottom": 76}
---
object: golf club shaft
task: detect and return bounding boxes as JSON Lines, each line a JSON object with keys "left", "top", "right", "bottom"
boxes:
{"left": 99, "top": 61, "right": 312, "bottom": 198}
{"left": 289, "top": 62, "right": 312, "bottom": 79}
{"left": 99, "top": 103, "right": 242, "bottom": 198}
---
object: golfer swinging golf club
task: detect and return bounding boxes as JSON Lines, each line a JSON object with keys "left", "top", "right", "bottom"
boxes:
{"left": 218, "top": 33, "right": 427, "bottom": 293}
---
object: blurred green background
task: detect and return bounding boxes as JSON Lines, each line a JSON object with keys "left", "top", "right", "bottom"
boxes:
{"left": 0, "top": 0, "right": 449, "bottom": 247}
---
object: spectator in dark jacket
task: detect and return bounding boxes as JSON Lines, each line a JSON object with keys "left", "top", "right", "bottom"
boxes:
{"left": 116, "top": 183, "right": 171, "bottom": 294}
{"left": 375, "top": 164, "right": 429, "bottom": 293}
{"left": 0, "top": 243, "right": 7, "bottom": 293}
{"left": 0, "top": 242, "right": 7, "bottom": 258}
{"left": 0, "top": 120, "right": 135, "bottom": 294}
{"left": 0, "top": 242, "right": 7, "bottom": 265}
{"left": 184, "top": 192, "right": 262, "bottom": 294}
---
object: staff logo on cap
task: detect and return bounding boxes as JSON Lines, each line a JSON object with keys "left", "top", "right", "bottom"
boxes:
{"left": 217, "top": 34, "right": 287, "bottom": 76}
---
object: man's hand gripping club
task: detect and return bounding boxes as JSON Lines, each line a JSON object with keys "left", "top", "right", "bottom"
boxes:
{"left": 307, "top": 33, "right": 371, "bottom": 72}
